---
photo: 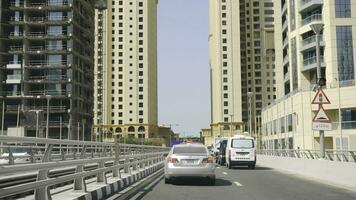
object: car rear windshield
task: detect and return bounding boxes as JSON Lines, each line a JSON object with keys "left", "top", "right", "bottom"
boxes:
{"left": 231, "top": 139, "right": 254, "bottom": 148}
{"left": 173, "top": 146, "right": 207, "bottom": 155}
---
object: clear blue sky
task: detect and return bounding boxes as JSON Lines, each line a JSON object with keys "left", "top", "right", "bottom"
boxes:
{"left": 157, "top": 0, "right": 210, "bottom": 137}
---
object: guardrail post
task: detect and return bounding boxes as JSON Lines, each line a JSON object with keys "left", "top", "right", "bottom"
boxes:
{"left": 97, "top": 161, "right": 107, "bottom": 184}
{"left": 113, "top": 139, "right": 120, "bottom": 178}
{"left": 73, "top": 149, "right": 77, "bottom": 159}
{"left": 74, "top": 145, "right": 87, "bottom": 191}
{"left": 35, "top": 144, "right": 53, "bottom": 200}
{"left": 139, "top": 155, "right": 144, "bottom": 168}
{"left": 29, "top": 148, "right": 35, "bottom": 163}
{"left": 61, "top": 148, "right": 65, "bottom": 161}
{"left": 124, "top": 158, "right": 130, "bottom": 174}
{"left": 146, "top": 154, "right": 150, "bottom": 166}
{"left": 132, "top": 157, "right": 137, "bottom": 171}
{"left": 350, "top": 151, "right": 356, "bottom": 162}
{"left": 8, "top": 147, "right": 15, "bottom": 165}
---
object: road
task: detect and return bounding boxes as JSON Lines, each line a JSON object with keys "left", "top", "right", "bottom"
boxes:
{"left": 128, "top": 165, "right": 356, "bottom": 200}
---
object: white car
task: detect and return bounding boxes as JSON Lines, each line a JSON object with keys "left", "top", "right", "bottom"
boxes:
{"left": 164, "top": 143, "right": 216, "bottom": 185}
{"left": 225, "top": 135, "right": 256, "bottom": 169}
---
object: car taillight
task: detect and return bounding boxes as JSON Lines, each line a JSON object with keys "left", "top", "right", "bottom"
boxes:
{"left": 167, "top": 157, "right": 179, "bottom": 163}
{"left": 202, "top": 156, "right": 214, "bottom": 163}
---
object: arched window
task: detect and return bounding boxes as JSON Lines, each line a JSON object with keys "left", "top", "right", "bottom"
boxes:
{"left": 138, "top": 126, "right": 145, "bottom": 132}
{"left": 128, "top": 126, "right": 135, "bottom": 132}
{"left": 115, "top": 127, "right": 122, "bottom": 133}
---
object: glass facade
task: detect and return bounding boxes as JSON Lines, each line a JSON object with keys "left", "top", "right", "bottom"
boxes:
{"left": 335, "top": 0, "right": 351, "bottom": 18}
{"left": 342, "top": 109, "right": 356, "bottom": 129}
{"left": 336, "top": 26, "right": 354, "bottom": 81}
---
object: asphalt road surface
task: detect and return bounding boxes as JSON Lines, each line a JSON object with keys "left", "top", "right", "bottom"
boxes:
{"left": 129, "top": 165, "right": 356, "bottom": 200}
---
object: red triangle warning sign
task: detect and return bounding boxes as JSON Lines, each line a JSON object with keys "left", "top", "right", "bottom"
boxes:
{"left": 313, "top": 106, "right": 331, "bottom": 122}
{"left": 312, "top": 88, "right": 331, "bottom": 104}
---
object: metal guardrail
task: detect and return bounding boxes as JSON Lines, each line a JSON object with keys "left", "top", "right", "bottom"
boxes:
{"left": 258, "top": 149, "right": 356, "bottom": 162}
{"left": 0, "top": 136, "right": 170, "bottom": 199}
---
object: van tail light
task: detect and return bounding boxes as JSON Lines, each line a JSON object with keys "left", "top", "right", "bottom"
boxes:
{"left": 167, "top": 157, "right": 179, "bottom": 163}
{"left": 202, "top": 156, "right": 214, "bottom": 163}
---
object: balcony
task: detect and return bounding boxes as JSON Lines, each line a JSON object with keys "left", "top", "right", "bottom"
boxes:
{"left": 25, "top": 60, "right": 68, "bottom": 69}
{"left": 26, "top": 75, "right": 68, "bottom": 83}
{"left": 40, "top": 121, "right": 69, "bottom": 127}
{"left": 301, "top": 35, "right": 325, "bottom": 51}
{"left": 283, "top": 55, "right": 289, "bottom": 66}
{"left": 3, "top": 91, "right": 22, "bottom": 97}
{"left": 283, "top": 37, "right": 289, "bottom": 48}
{"left": 6, "top": 74, "right": 22, "bottom": 84}
{"left": 9, "top": 2, "right": 24, "bottom": 9}
{"left": 300, "top": 0, "right": 323, "bottom": 13}
{"left": 8, "top": 46, "right": 24, "bottom": 54}
{"left": 9, "top": 32, "right": 24, "bottom": 39}
{"left": 26, "top": 45, "right": 69, "bottom": 54}
{"left": 284, "top": 71, "right": 290, "bottom": 82}
{"left": 23, "top": 106, "right": 67, "bottom": 112}
{"left": 302, "top": 56, "right": 325, "bottom": 71}
{"left": 26, "top": 90, "right": 67, "bottom": 96}
{"left": 25, "top": 31, "right": 71, "bottom": 40}
{"left": 281, "top": 3, "right": 287, "bottom": 14}
{"left": 282, "top": 20, "right": 288, "bottom": 31}
{"left": 10, "top": 1, "right": 71, "bottom": 10}
{"left": 10, "top": 16, "right": 71, "bottom": 25}
{"left": 6, "top": 61, "right": 22, "bottom": 69}
{"left": 301, "top": 13, "right": 322, "bottom": 26}
{"left": 9, "top": 17, "right": 24, "bottom": 24}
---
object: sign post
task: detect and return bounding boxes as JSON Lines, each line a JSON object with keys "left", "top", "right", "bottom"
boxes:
{"left": 312, "top": 88, "right": 331, "bottom": 159}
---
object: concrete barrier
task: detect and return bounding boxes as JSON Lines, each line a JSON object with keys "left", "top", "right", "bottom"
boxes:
{"left": 51, "top": 162, "right": 164, "bottom": 200}
{"left": 258, "top": 155, "right": 356, "bottom": 189}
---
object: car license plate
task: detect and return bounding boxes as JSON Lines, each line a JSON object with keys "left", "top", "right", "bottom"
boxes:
{"left": 182, "top": 159, "right": 197, "bottom": 165}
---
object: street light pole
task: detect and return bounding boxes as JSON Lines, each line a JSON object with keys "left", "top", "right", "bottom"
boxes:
{"left": 247, "top": 92, "right": 253, "bottom": 136}
{"left": 45, "top": 95, "right": 52, "bottom": 139}
{"left": 311, "top": 23, "right": 325, "bottom": 159}
{"left": 230, "top": 114, "right": 233, "bottom": 137}
{"left": 35, "top": 110, "right": 40, "bottom": 138}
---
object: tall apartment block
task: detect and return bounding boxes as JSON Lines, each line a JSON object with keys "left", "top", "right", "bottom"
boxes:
{"left": 94, "top": 0, "right": 158, "bottom": 139}
{"left": 261, "top": 1, "right": 356, "bottom": 151}
{"left": 207, "top": 0, "right": 276, "bottom": 142}
{"left": 0, "top": 0, "right": 95, "bottom": 140}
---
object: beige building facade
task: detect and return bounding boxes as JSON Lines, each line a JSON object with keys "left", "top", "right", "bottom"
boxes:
{"left": 208, "top": 0, "right": 276, "bottom": 142}
{"left": 94, "top": 0, "right": 159, "bottom": 140}
{"left": 261, "top": 0, "right": 356, "bottom": 151}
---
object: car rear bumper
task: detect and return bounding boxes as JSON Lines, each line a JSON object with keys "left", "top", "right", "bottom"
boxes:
{"left": 165, "top": 164, "right": 215, "bottom": 179}
{"left": 230, "top": 160, "right": 256, "bottom": 166}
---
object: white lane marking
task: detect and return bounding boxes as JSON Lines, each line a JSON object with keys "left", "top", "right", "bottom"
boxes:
{"left": 222, "top": 172, "right": 228, "bottom": 175}
{"left": 234, "top": 181, "right": 243, "bottom": 187}
{"left": 217, "top": 167, "right": 220, "bottom": 169}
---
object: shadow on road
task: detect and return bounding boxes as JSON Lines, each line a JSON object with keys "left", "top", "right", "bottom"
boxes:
{"left": 172, "top": 178, "right": 232, "bottom": 186}
{"left": 228, "top": 166, "right": 272, "bottom": 170}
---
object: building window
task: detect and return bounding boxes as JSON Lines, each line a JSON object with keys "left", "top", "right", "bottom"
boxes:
{"left": 342, "top": 109, "right": 356, "bottom": 129}
{"left": 337, "top": 26, "right": 354, "bottom": 81}
{"left": 335, "top": 0, "right": 351, "bottom": 18}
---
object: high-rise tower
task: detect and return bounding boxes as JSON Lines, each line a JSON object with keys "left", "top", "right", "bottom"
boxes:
{"left": 94, "top": 0, "right": 158, "bottom": 139}
{"left": 0, "top": 0, "right": 95, "bottom": 140}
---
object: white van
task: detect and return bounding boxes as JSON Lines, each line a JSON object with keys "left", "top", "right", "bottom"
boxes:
{"left": 225, "top": 135, "right": 256, "bottom": 169}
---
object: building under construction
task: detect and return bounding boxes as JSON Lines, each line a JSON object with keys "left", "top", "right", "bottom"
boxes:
{"left": 0, "top": 0, "right": 95, "bottom": 140}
